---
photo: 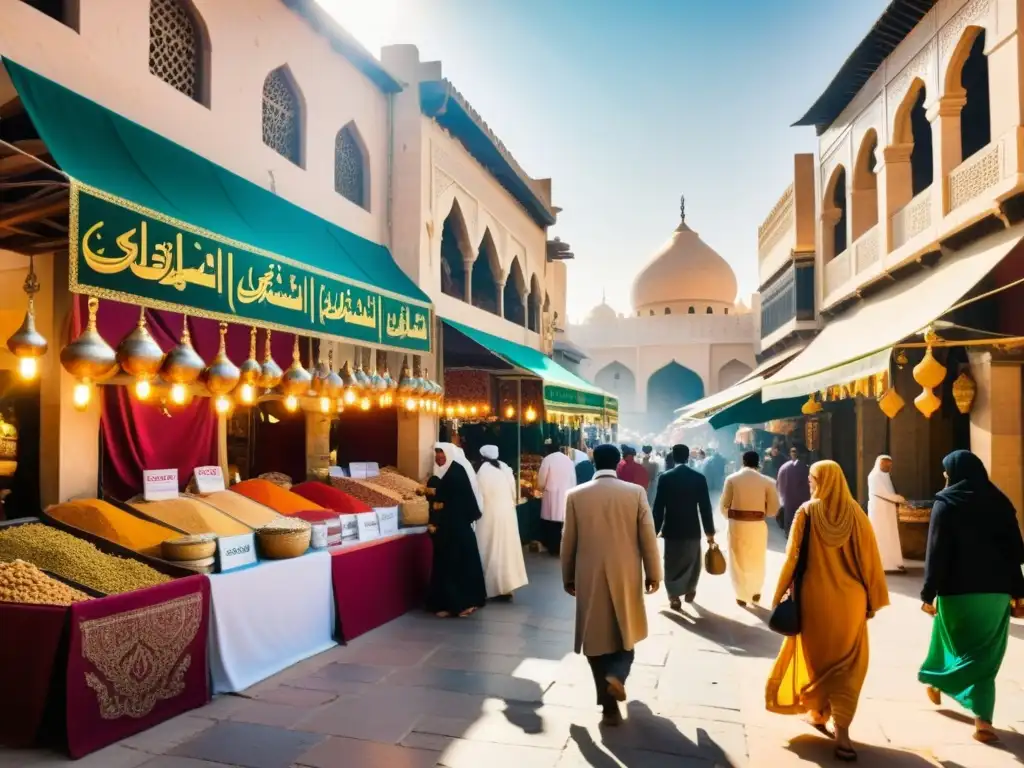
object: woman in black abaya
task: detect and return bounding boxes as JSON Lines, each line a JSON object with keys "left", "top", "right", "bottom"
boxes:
{"left": 426, "top": 443, "right": 487, "bottom": 617}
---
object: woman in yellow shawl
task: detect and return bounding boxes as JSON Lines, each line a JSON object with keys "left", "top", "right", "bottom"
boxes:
{"left": 765, "top": 460, "right": 890, "bottom": 762}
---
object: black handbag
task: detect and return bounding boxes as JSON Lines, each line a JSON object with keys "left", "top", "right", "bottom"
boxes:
{"left": 769, "top": 512, "right": 812, "bottom": 636}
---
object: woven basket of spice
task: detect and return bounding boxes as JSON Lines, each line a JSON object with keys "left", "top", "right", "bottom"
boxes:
{"left": 256, "top": 517, "right": 311, "bottom": 559}
{"left": 162, "top": 533, "right": 218, "bottom": 562}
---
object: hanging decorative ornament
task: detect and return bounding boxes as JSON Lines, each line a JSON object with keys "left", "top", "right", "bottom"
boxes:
{"left": 340, "top": 360, "right": 359, "bottom": 404}
{"left": 324, "top": 349, "right": 344, "bottom": 400}
{"left": 381, "top": 367, "right": 395, "bottom": 406}
{"left": 7, "top": 254, "right": 48, "bottom": 381}
{"left": 281, "top": 336, "right": 311, "bottom": 397}
{"left": 60, "top": 297, "right": 118, "bottom": 383}
{"left": 237, "top": 328, "right": 262, "bottom": 404}
{"left": 160, "top": 316, "right": 204, "bottom": 405}
{"left": 877, "top": 387, "right": 905, "bottom": 419}
{"left": 354, "top": 357, "right": 371, "bottom": 391}
{"left": 951, "top": 370, "right": 976, "bottom": 414}
{"left": 117, "top": 307, "right": 164, "bottom": 400}
{"left": 913, "top": 328, "right": 946, "bottom": 418}
{"left": 800, "top": 393, "right": 823, "bottom": 415}
{"left": 398, "top": 359, "right": 415, "bottom": 395}
{"left": 894, "top": 349, "right": 909, "bottom": 369}
{"left": 310, "top": 339, "right": 328, "bottom": 396}
{"left": 258, "top": 330, "right": 283, "bottom": 390}
{"left": 203, "top": 322, "right": 241, "bottom": 396}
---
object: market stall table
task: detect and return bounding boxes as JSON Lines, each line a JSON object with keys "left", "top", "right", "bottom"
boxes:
{"left": 330, "top": 529, "right": 431, "bottom": 642}
{"left": 0, "top": 573, "right": 211, "bottom": 758}
{"left": 206, "top": 550, "right": 335, "bottom": 694}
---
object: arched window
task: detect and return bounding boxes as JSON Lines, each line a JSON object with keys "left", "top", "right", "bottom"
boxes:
{"left": 22, "top": 0, "right": 79, "bottom": 30}
{"left": 440, "top": 200, "right": 472, "bottom": 301}
{"left": 503, "top": 257, "right": 527, "bottom": 327}
{"left": 262, "top": 67, "right": 302, "bottom": 166}
{"left": 664, "top": 308, "right": 671, "bottom": 315}
{"left": 472, "top": 229, "right": 500, "bottom": 315}
{"left": 960, "top": 30, "right": 990, "bottom": 160}
{"left": 908, "top": 87, "right": 933, "bottom": 195}
{"left": 335, "top": 123, "right": 368, "bottom": 209}
{"left": 851, "top": 130, "right": 878, "bottom": 240}
{"left": 724, "top": 307, "right": 729, "bottom": 315}
{"left": 649, "top": 309, "right": 655, "bottom": 316}
{"left": 706, "top": 307, "right": 713, "bottom": 314}
{"left": 148, "top": 0, "right": 207, "bottom": 104}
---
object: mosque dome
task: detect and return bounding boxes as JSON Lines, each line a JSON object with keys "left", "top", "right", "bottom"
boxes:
{"left": 584, "top": 294, "right": 618, "bottom": 324}
{"left": 631, "top": 196, "right": 738, "bottom": 315}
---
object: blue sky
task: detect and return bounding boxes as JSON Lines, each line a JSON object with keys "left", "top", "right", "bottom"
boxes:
{"left": 321, "top": 0, "right": 890, "bottom": 321}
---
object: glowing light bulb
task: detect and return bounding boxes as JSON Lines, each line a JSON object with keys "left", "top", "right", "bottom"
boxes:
{"left": 482, "top": 405, "right": 490, "bottom": 414}
{"left": 317, "top": 396, "right": 329, "bottom": 413}
{"left": 344, "top": 388, "right": 357, "bottom": 405}
{"left": 170, "top": 383, "right": 187, "bottom": 405}
{"left": 378, "top": 395, "right": 387, "bottom": 408}
{"left": 18, "top": 356, "right": 38, "bottom": 380}
{"left": 445, "top": 406, "right": 454, "bottom": 418}
{"left": 505, "top": 405, "right": 515, "bottom": 419}
{"left": 405, "top": 397, "right": 417, "bottom": 411}
{"left": 457, "top": 404, "right": 467, "bottom": 416}
{"left": 285, "top": 394, "right": 298, "bottom": 412}
{"left": 360, "top": 397, "right": 371, "bottom": 411}
{"left": 214, "top": 395, "right": 231, "bottom": 414}
{"left": 73, "top": 382, "right": 91, "bottom": 410}
{"left": 240, "top": 382, "right": 255, "bottom": 404}
{"left": 335, "top": 399, "right": 344, "bottom": 413}
{"left": 469, "top": 405, "right": 478, "bottom": 416}
{"left": 135, "top": 378, "right": 151, "bottom": 400}
{"left": 525, "top": 406, "right": 537, "bottom": 423}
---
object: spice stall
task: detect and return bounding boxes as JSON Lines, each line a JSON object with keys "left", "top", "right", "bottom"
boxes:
{"left": 438, "top": 319, "right": 616, "bottom": 544}
{"left": 0, "top": 59, "right": 438, "bottom": 754}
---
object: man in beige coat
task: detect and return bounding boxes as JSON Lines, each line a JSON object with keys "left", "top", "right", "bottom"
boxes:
{"left": 562, "top": 443, "right": 662, "bottom": 726}
{"left": 720, "top": 451, "right": 780, "bottom": 607}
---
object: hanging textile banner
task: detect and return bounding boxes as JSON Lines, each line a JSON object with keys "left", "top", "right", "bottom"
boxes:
{"left": 542, "top": 384, "right": 606, "bottom": 412}
{"left": 68, "top": 184, "right": 432, "bottom": 352}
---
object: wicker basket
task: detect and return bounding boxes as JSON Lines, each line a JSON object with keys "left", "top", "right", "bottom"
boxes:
{"left": 400, "top": 497, "right": 429, "bottom": 527}
{"left": 172, "top": 555, "right": 217, "bottom": 574}
{"left": 162, "top": 534, "right": 218, "bottom": 562}
{"left": 256, "top": 521, "right": 311, "bottom": 559}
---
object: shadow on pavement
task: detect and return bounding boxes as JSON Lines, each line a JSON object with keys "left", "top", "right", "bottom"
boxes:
{"left": 569, "top": 700, "right": 740, "bottom": 767}
{"left": 785, "top": 733, "right": 938, "bottom": 765}
{"left": 936, "top": 708, "right": 1024, "bottom": 759}
{"left": 661, "top": 606, "right": 781, "bottom": 659}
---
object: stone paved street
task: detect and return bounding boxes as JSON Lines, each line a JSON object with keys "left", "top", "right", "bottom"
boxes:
{"left": 4, "top": 509, "right": 1024, "bottom": 767}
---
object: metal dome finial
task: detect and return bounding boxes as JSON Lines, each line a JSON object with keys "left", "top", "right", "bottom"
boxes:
{"left": 679, "top": 195, "right": 686, "bottom": 223}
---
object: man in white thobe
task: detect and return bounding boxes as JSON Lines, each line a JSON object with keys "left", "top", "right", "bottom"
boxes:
{"left": 867, "top": 455, "right": 905, "bottom": 572}
{"left": 538, "top": 441, "right": 577, "bottom": 556}
{"left": 476, "top": 445, "right": 529, "bottom": 599}
{"left": 720, "top": 450, "right": 779, "bottom": 607}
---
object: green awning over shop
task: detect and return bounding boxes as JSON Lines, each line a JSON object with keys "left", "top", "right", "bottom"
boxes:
{"left": 708, "top": 392, "right": 806, "bottom": 430}
{"left": 4, "top": 59, "right": 432, "bottom": 352}
{"left": 442, "top": 319, "right": 615, "bottom": 413}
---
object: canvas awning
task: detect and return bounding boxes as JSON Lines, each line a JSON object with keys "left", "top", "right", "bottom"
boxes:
{"left": 762, "top": 224, "right": 1024, "bottom": 402}
{"left": 4, "top": 58, "right": 432, "bottom": 352}
{"left": 442, "top": 319, "right": 616, "bottom": 414}
{"left": 673, "top": 344, "right": 806, "bottom": 423}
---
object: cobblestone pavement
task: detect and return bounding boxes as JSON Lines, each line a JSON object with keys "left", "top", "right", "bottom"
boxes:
{"left": 5, "top": 508, "right": 1024, "bottom": 767}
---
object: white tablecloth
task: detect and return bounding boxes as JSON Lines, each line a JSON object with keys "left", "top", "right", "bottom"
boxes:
{"left": 207, "top": 550, "right": 336, "bottom": 694}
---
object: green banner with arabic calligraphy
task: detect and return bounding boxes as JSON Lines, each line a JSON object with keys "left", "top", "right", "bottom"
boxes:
{"left": 69, "top": 187, "right": 432, "bottom": 352}
{"left": 543, "top": 384, "right": 606, "bottom": 412}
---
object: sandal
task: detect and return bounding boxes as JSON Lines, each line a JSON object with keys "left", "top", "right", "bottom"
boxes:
{"left": 974, "top": 723, "right": 999, "bottom": 744}
{"left": 925, "top": 686, "right": 941, "bottom": 706}
{"left": 435, "top": 611, "right": 451, "bottom": 618}
{"left": 669, "top": 597, "right": 681, "bottom": 611}
{"left": 834, "top": 745, "right": 857, "bottom": 762}
{"left": 458, "top": 607, "right": 477, "bottom": 618}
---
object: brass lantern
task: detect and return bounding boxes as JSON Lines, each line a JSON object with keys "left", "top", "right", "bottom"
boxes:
{"left": 160, "top": 317, "right": 204, "bottom": 386}
{"left": 877, "top": 387, "right": 905, "bottom": 419}
{"left": 117, "top": 308, "right": 164, "bottom": 382}
{"left": 60, "top": 297, "right": 118, "bottom": 383}
{"left": 951, "top": 370, "right": 976, "bottom": 414}
{"left": 913, "top": 328, "right": 946, "bottom": 418}
{"left": 324, "top": 350, "right": 344, "bottom": 400}
{"left": 236, "top": 328, "right": 262, "bottom": 405}
{"left": 354, "top": 359, "right": 371, "bottom": 391}
{"left": 7, "top": 254, "right": 48, "bottom": 380}
{"left": 397, "top": 360, "right": 415, "bottom": 395}
{"left": 800, "top": 394, "right": 823, "bottom": 415}
{"left": 281, "top": 336, "right": 311, "bottom": 397}
{"left": 340, "top": 360, "right": 359, "bottom": 405}
{"left": 203, "top": 322, "right": 240, "bottom": 396}
{"left": 258, "top": 330, "right": 283, "bottom": 390}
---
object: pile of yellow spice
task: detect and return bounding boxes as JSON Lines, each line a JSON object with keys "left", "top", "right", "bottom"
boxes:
{"left": 0, "top": 559, "right": 92, "bottom": 606}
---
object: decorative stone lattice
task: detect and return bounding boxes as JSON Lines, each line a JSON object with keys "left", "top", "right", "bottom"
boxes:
{"left": 262, "top": 68, "right": 300, "bottom": 164}
{"left": 334, "top": 126, "right": 366, "bottom": 208}
{"left": 949, "top": 142, "right": 1001, "bottom": 210}
{"left": 148, "top": 0, "right": 200, "bottom": 101}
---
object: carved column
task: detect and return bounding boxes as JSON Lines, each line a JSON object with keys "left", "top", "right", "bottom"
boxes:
{"left": 462, "top": 257, "right": 474, "bottom": 304}
{"left": 496, "top": 276, "right": 506, "bottom": 318}
{"left": 927, "top": 93, "right": 967, "bottom": 217}
{"left": 521, "top": 296, "right": 530, "bottom": 329}
{"left": 875, "top": 143, "right": 913, "bottom": 254}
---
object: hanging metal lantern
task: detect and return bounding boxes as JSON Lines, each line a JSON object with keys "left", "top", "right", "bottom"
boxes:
{"left": 800, "top": 394, "right": 823, "bottom": 415}
{"left": 116, "top": 307, "right": 164, "bottom": 380}
{"left": 951, "top": 370, "right": 976, "bottom": 414}
{"left": 397, "top": 360, "right": 415, "bottom": 395}
{"left": 281, "top": 336, "right": 311, "bottom": 397}
{"left": 203, "top": 322, "right": 240, "bottom": 395}
{"left": 238, "top": 327, "right": 261, "bottom": 385}
{"left": 324, "top": 349, "right": 344, "bottom": 400}
{"left": 160, "top": 317, "right": 204, "bottom": 385}
{"left": 258, "top": 330, "right": 283, "bottom": 390}
{"left": 914, "top": 387, "right": 942, "bottom": 419}
{"left": 913, "top": 347, "right": 947, "bottom": 390}
{"left": 60, "top": 297, "right": 118, "bottom": 383}
{"left": 7, "top": 254, "right": 48, "bottom": 380}
{"left": 877, "top": 388, "right": 905, "bottom": 419}
{"left": 354, "top": 359, "right": 371, "bottom": 391}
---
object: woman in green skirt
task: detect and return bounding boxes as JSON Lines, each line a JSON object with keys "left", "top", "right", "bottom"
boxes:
{"left": 919, "top": 450, "right": 1024, "bottom": 743}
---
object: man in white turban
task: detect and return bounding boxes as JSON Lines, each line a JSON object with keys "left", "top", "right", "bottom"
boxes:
{"left": 476, "top": 445, "right": 528, "bottom": 600}
{"left": 867, "top": 455, "right": 905, "bottom": 572}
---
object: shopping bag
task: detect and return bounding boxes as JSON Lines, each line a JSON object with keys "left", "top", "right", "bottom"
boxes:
{"left": 704, "top": 542, "right": 726, "bottom": 575}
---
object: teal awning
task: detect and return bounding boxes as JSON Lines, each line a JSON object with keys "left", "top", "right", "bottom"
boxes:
{"left": 442, "top": 319, "right": 615, "bottom": 413}
{"left": 4, "top": 59, "right": 432, "bottom": 352}
{"left": 708, "top": 392, "right": 806, "bottom": 430}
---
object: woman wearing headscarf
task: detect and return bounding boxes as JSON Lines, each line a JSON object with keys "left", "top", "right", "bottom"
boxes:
{"left": 573, "top": 449, "right": 595, "bottom": 485}
{"left": 866, "top": 455, "right": 905, "bottom": 572}
{"left": 425, "top": 443, "right": 487, "bottom": 617}
{"left": 918, "top": 450, "right": 1024, "bottom": 744}
{"left": 475, "top": 445, "right": 528, "bottom": 601}
{"left": 765, "top": 460, "right": 889, "bottom": 762}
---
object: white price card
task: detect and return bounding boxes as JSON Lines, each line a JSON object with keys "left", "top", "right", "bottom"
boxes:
{"left": 376, "top": 506, "right": 399, "bottom": 537}
{"left": 143, "top": 469, "right": 179, "bottom": 501}
{"left": 217, "top": 533, "right": 257, "bottom": 572}
{"left": 193, "top": 465, "right": 226, "bottom": 494}
{"left": 356, "top": 512, "right": 381, "bottom": 542}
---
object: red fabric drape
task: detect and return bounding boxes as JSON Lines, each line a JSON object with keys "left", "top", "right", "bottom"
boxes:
{"left": 86, "top": 298, "right": 300, "bottom": 499}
